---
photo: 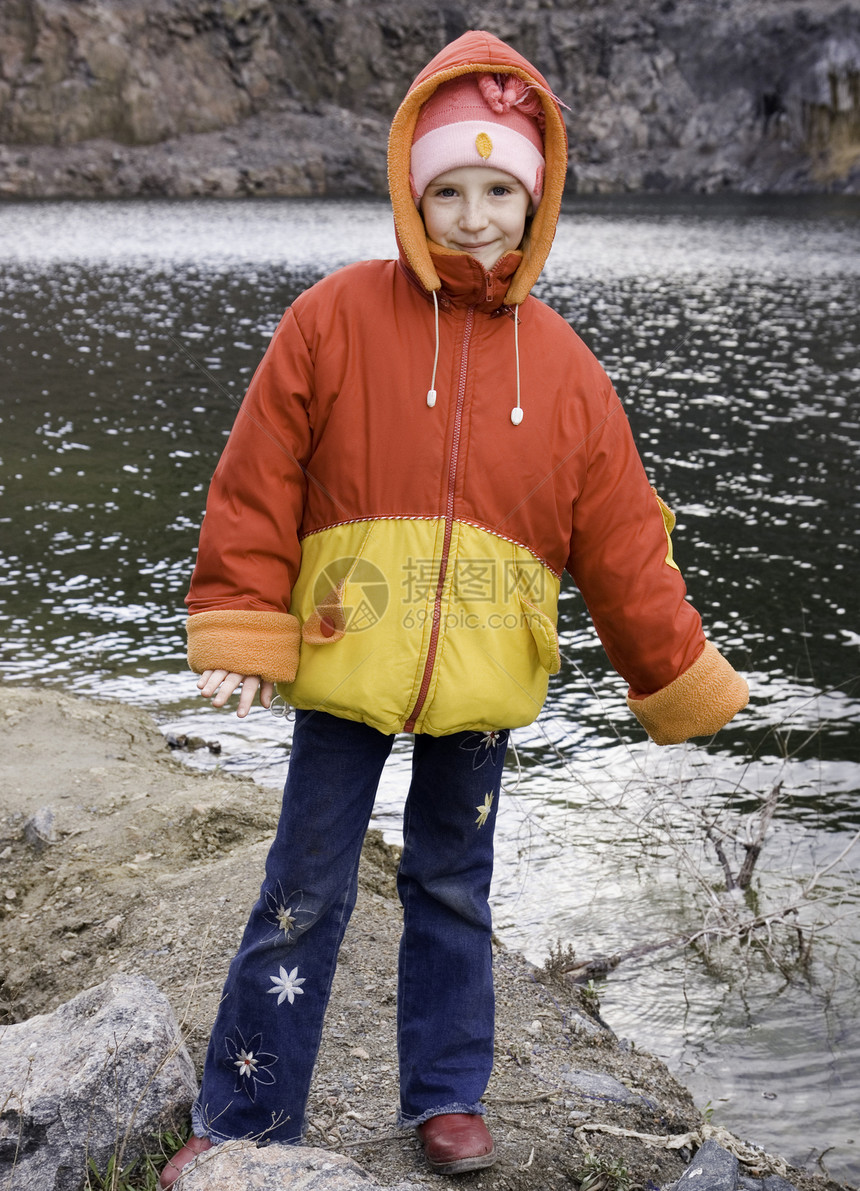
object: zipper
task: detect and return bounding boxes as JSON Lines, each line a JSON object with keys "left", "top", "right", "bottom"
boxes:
{"left": 404, "top": 305, "right": 475, "bottom": 732}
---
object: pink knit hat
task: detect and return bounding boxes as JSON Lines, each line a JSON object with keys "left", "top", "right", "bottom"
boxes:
{"left": 410, "top": 74, "right": 546, "bottom": 207}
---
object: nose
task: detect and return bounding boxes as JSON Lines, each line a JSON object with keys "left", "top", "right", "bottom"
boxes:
{"left": 459, "top": 197, "right": 489, "bottom": 231}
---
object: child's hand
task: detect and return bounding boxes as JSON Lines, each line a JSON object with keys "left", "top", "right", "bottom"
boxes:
{"left": 197, "top": 670, "right": 275, "bottom": 718}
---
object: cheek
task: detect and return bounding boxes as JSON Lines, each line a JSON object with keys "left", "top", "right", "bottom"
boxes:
{"left": 508, "top": 213, "right": 529, "bottom": 245}
{"left": 419, "top": 201, "right": 443, "bottom": 241}
{"left": 513, "top": 202, "right": 532, "bottom": 243}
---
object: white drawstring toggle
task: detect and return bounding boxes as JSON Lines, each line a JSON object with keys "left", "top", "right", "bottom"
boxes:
{"left": 510, "top": 406, "right": 523, "bottom": 425}
{"left": 427, "top": 389, "right": 437, "bottom": 407}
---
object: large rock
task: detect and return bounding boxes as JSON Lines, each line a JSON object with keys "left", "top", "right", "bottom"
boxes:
{"left": 0, "top": 0, "right": 858, "bottom": 197}
{"left": 667, "top": 1140, "right": 799, "bottom": 1191}
{"left": 0, "top": 974, "right": 197, "bottom": 1191}
{"left": 0, "top": 0, "right": 280, "bottom": 145}
{"left": 674, "top": 1139, "right": 739, "bottom": 1191}
{"left": 562, "top": 1067, "right": 657, "bottom": 1110}
{"left": 173, "top": 1139, "right": 421, "bottom": 1190}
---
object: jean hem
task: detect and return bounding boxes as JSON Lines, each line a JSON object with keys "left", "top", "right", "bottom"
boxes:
{"left": 399, "top": 1101, "right": 486, "bottom": 1130}
{"left": 191, "top": 1101, "right": 240, "bottom": 1146}
{"left": 192, "top": 1100, "right": 305, "bottom": 1146}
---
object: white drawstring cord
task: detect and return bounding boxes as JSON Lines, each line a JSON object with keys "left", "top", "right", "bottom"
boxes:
{"left": 426, "top": 288, "right": 439, "bottom": 408}
{"left": 511, "top": 305, "right": 523, "bottom": 425}
{"left": 426, "top": 290, "right": 523, "bottom": 425}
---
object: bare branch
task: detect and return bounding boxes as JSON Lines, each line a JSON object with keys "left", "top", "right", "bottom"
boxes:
{"left": 704, "top": 823, "right": 737, "bottom": 892}
{"left": 737, "top": 783, "right": 782, "bottom": 890}
{"left": 803, "top": 825, "right": 860, "bottom": 898}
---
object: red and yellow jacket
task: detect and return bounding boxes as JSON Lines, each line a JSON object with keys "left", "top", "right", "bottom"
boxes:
{"left": 186, "top": 31, "right": 748, "bottom": 744}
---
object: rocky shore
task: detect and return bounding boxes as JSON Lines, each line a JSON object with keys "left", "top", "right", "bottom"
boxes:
{"left": 0, "top": 685, "right": 852, "bottom": 1190}
{"left": 1, "top": 0, "right": 859, "bottom": 201}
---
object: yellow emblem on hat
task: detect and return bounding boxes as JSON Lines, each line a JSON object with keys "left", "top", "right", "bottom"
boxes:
{"left": 475, "top": 132, "right": 493, "bottom": 159}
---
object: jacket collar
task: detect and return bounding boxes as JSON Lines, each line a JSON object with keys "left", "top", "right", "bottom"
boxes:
{"left": 425, "top": 244, "right": 521, "bottom": 312}
{"left": 396, "top": 230, "right": 521, "bottom": 314}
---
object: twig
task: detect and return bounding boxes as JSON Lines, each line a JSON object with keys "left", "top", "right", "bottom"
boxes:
{"left": 574, "top": 1121, "right": 790, "bottom": 1178}
{"left": 803, "top": 825, "right": 860, "bottom": 898}
{"left": 705, "top": 825, "right": 737, "bottom": 892}
{"left": 335, "top": 1131, "right": 411, "bottom": 1149}
{"left": 562, "top": 933, "right": 692, "bottom": 981}
{"left": 484, "top": 1090, "right": 561, "bottom": 1105}
{"left": 575, "top": 1121, "right": 697, "bottom": 1151}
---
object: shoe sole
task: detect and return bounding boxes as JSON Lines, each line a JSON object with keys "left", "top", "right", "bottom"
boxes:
{"left": 426, "top": 1147, "right": 496, "bottom": 1174}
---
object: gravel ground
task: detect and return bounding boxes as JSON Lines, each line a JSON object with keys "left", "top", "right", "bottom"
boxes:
{"left": 0, "top": 687, "right": 848, "bottom": 1190}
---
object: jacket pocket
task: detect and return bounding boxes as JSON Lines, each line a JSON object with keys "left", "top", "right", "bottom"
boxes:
{"left": 518, "top": 592, "right": 561, "bottom": 675}
{"left": 300, "top": 523, "right": 387, "bottom": 645}
{"left": 301, "top": 574, "right": 348, "bottom": 644}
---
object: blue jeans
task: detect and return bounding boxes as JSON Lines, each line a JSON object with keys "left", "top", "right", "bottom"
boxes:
{"left": 191, "top": 709, "right": 508, "bottom": 1144}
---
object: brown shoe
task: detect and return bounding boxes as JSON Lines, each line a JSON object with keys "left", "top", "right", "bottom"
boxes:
{"left": 417, "top": 1113, "right": 496, "bottom": 1174}
{"left": 159, "top": 1135, "right": 213, "bottom": 1188}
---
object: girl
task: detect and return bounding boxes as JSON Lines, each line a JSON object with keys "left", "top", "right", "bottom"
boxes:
{"left": 162, "top": 29, "right": 747, "bottom": 1187}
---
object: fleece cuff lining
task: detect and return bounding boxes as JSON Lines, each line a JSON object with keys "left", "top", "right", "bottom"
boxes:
{"left": 186, "top": 609, "right": 301, "bottom": 683}
{"left": 627, "top": 640, "right": 749, "bottom": 746}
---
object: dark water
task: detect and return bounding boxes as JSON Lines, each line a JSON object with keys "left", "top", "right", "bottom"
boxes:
{"left": 1, "top": 195, "right": 858, "bottom": 1180}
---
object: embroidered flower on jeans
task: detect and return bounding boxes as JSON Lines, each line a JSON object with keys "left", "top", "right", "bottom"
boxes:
{"left": 268, "top": 964, "right": 306, "bottom": 1006}
{"left": 460, "top": 729, "right": 507, "bottom": 770}
{"left": 276, "top": 905, "right": 296, "bottom": 934}
{"left": 475, "top": 792, "right": 494, "bottom": 828}
{"left": 225, "top": 1028, "right": 277, "bottom": 1102}
{"left": 263, "top": 883, "right": 312, "bottom": 942}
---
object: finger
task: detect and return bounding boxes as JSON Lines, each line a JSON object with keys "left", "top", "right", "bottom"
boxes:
{"left": 198, "top": 670, "right": 227, "bottom": 698}
{"left": 260, "top": 680, "right": 275, "bottom": 710}
{"left": 210, "top": 673, "right": 244, "bottom": 708}
{"left": 236, "top": 676, "right": 260, "bottom": 718}
{"left": 198, "top": 670, "right": 229, "bottom": 699}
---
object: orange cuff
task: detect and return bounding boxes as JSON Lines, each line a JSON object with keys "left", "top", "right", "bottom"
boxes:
{"left": 627, "top": 640, "right": 749, "bottom": 746}
{"left": 186, "top": 609, "right": 301, "bottom": 683}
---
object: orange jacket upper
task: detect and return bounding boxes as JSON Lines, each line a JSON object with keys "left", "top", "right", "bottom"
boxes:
{"left": 186, "top": 31, "right": 748, "bottom": 742}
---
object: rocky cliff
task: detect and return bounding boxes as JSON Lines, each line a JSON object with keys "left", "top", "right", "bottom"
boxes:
{"left": 0, "top": 0, "right": 858, "bottom": 198}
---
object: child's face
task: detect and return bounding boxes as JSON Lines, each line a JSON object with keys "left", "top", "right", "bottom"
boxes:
{"left": 420, "top": 167, "right": 532, "bottom": 272}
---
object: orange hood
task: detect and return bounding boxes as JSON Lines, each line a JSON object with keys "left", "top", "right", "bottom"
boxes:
{"left": 387, "top": 30, "right": 569, "bottom": 307}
